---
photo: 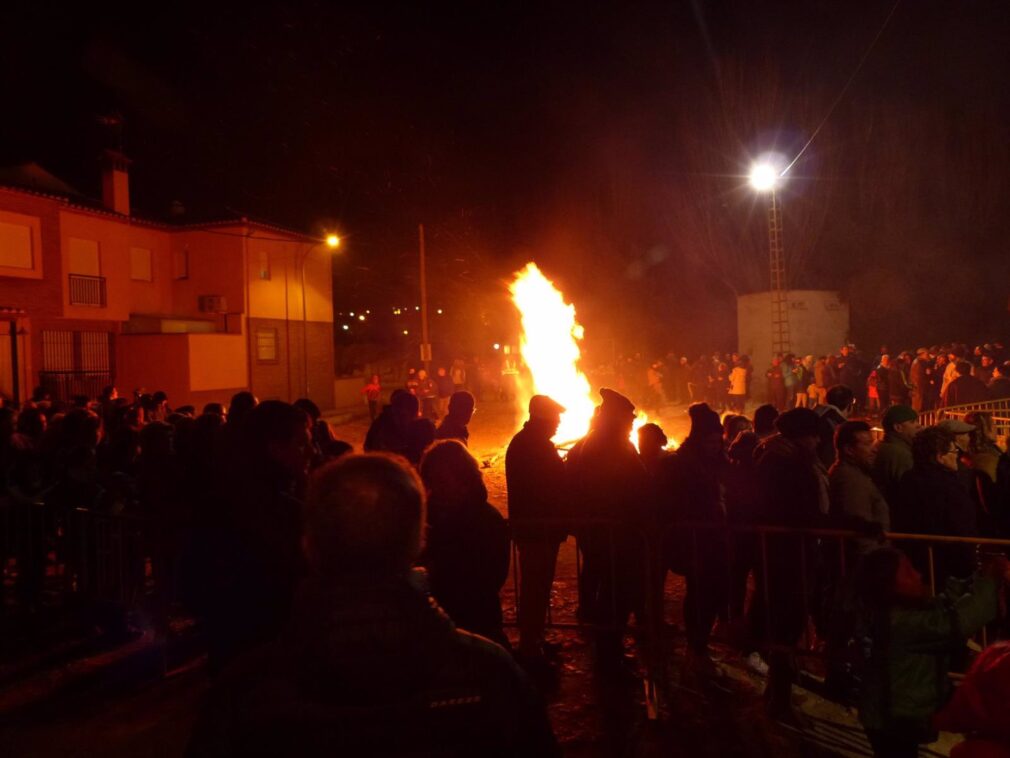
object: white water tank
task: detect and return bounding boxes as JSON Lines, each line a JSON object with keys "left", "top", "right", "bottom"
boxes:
{"left": 737, "top": 290, "right": 850, "bottom": 373}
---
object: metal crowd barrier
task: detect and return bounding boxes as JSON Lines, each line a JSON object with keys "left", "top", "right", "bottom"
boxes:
{"left": 921, "top": 396, "right": 1010, "bottom": 447}
{"left": 0, "top": 498, "right": 154, "bottom": 631}
{"left": 506, "top": 517, "right": 1010, "bottom": 719}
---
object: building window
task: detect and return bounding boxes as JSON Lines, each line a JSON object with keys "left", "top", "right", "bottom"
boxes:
{"left": 68, "top": 237, "right": 100, "bottom": 275}
{"left": 255, "top": 328, "right": 278, "bottom": 362}
{"left": 129, "top": 247, "right": 153, "bottom": 281}
{"left": 0, "top": 220, "right": 34, "bottom": 269}
{"left": 173, "top": 246, "right": 189, "bottom": 280}
{"left": 257, "top": 249, "right": 271, "bottom": 280}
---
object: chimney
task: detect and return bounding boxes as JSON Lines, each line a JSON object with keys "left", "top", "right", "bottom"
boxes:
{"left": 100, "top": 149, "right": 131, "bottom": 215}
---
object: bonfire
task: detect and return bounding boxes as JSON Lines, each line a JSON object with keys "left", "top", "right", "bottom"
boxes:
{"left": 508, "top": 262, "right": 651, "bottom": 447}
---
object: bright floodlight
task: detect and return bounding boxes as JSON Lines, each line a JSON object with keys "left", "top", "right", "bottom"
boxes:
{"left": 325, "top": 233, "right": 341, "bottom": 249}
{"left": 749, "top": 163, "right": 779, "bottom": 192}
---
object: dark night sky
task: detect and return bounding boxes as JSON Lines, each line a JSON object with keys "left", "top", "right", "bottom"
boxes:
{"left": 3, "top": 1, "right": 1009, "bottom": 356}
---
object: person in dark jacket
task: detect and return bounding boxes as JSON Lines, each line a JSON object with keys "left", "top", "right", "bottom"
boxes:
{"left": 988, "top": 361, "right": 1010, "bottom": 400}
{"left": 364, "top": 389, "right": 419, "bottom": 458}
{"left": 943, "top": 360, "right": 989, "bottom": 407}
{"left": 658, "top": 403, "right": 728, "bottom": 673}
{"left": 420, "top": 440, "right": 510, "bottom": 648}
{"left": 565, "top": 388, "right": 649, "bottom": 666}
{"left": 855, "top": 547, "right": 1002, "bottom": 758}
{"left": 766, "top": 355, "right": 787, "bottom": 411}
{"left": 754, "top": 407, "right": 828, "bottom": 723}
{"left": 187, "top": 454, "right": 558, "bottom": 757}
{"left": 434, "top": 390, "right": 475, "bottom": 446}
{"left": 909, "top": 349, "right": 932, "bottom": 412}
{"left": 813, "top": 384, "right": 853, "bottom": 468}
{"left": 196, "top": 401, "right": 312, "bottom": 674}
{"left": 894, "top": 426, "right": 979, "bottom": 587}
{"left": 506, "top": 395, "right": 568, "bottom": 663}
{"left": 637, "top": 422, "right": 669, "bottom": 478}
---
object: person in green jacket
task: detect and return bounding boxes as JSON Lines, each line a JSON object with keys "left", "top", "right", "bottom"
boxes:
{"left": 855, "top": 547, "right": 1005, "bottom": 757}
{"left": 871, "top": 405, "right": 920, "bottom": 509}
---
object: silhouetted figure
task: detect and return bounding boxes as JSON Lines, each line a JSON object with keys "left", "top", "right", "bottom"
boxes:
{"left": 506, "top": 395, "right": 569, "bottom": 664}
{"left": 187, "top": 454, "right": 558, "bottom": 757}
{"left": 753, "top": 403, "right": 779, "bottom": 440}
{"left": 894, "top": 426, "right": 979, "bottom": 586}
{"left": 420, "top": 440, "right": 510, "bottom": 648}
{"left": 364, "top": 389, "right": 418, "bottom": 459}
{"left": 658, "top": 403, "right": 727, "bottom": 672}
{"left": 435, "top": 390, "right": 475, "bottom": 445}
{"left": 637, "top": 422, "right": 669, "bottom": 477}
{"left": 405, "top": 417, "right": 436, "bottom": 466}
{"left": 566, "top": 388, "right": 648, "bottom": 666}
{"left": 198, "top": 400, "right": 312, "bottom": 674}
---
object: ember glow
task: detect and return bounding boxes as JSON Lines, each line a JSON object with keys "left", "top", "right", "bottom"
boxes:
{"left": 508, "top": 262, "right": 653, "bottom": 447}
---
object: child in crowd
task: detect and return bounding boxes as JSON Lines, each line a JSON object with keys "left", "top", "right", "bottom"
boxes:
{"left": 855, "top": 547, "right": 1006, "bottom": 758}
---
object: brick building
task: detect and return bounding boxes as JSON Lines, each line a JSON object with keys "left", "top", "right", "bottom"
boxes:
{"left": 0, "top": 152, "right": 336, "bottom": 409}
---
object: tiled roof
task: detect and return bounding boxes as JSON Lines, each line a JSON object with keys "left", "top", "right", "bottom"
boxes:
{"left": 0, "top": 164, "right": 320, "bottom": 242}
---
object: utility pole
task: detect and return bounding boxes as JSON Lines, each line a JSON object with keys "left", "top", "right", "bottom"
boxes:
{"left": 419, "top": 223, "right": 431, "bottom": 371}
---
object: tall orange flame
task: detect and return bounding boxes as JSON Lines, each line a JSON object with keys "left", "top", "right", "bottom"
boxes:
{"left": 509, "top": 262, "right": 650, "bottom": 447}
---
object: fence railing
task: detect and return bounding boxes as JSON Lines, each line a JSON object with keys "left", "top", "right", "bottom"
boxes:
{"left": 506, "top": 517, "right": 1010, "bottom": 719}
{"left": 0, "top": 499, "right": 155, "bottom": 633}
{"left": 39, "top": 371, "right": 114, "bottom": 403}
{"left": 68, "top": 274, "right": 107, "bottom": 307}
{"left": 921, "top": 396, "right": 1010, "bottom": 446}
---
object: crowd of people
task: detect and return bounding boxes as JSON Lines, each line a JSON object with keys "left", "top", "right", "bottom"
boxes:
{"left": 5, "top": 347, "right": 1010, "bottom": 755}
{"left": 609, "top": 340, "right": 1010, "bottom": 417}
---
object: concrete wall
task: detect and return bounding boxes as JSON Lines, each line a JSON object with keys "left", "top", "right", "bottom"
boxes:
{"left": 738, "top": 290, "right": 850, "bottom": 372}
{"left": 249, "top": 317, "right": 334, "bottom": 408}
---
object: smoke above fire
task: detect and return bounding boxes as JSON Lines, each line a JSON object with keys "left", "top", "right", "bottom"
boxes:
{"left": 508, "top": 262, "right": 651, "bottom": 447}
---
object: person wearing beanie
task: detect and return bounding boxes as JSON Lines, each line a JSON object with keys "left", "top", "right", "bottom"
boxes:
{"left": 657, "top": 403, "right": 728, "bottom": 675}
{"left": 872, "top": 405, "right": 921, "bottom": 510}
{"left": 505, "top": 394, "right": 569, "bottom": 668}
{"left": 565, "top": 388, "right": 648, "bottom": 668}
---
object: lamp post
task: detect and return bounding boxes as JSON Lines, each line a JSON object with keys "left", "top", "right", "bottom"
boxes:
{"left": 299, "top": 233, "right": 341, "bottom": 400}
{"left": 749, "top": 162, "right": 790, "bottom": 357}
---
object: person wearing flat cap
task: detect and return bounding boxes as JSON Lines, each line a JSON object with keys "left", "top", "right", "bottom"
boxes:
{"left": 565, "top": 387, "right": 648, "bottom": 667}
{"left": 872, "top": 405, "right": 921, "bottom": 510}
{"left": 506, "top": 394, "right": 569, "bottom": 667}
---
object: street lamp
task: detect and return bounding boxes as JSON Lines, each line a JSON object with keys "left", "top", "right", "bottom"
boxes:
{"left": 300, "top": 233, "right": 341, "bottom": 400}
{"left": 749, "top": 160, "right": 790, "bottom": 357}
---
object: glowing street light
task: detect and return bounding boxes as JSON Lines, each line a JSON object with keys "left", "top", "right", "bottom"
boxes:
{"left": 326, "top": 233, "right": 341, "bottom": 249}
{"left": 748, "top": 162, "right": 780, "bottom": 192}
{"left": 748, "top": 159, "right": 789, "bottom": 355}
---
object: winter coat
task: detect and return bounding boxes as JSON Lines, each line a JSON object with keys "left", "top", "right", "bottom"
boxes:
{"left": 989, "top": 376, "right": 1010, "bottom": 400}
{"left": 423, "top": 494, "right": 510, "bottom": 648}
{"left": 894, "top": 464, "right": 979, "bottom": 584}
{"left": 505, "top": 419, "right": 569, "bottom": 542}
{"left": 944, "top": 375, "right": 990, "bottom": 407}
{"left": 566, "top": 427, "right": 649, "bottom": 524}
{"left": 434, "top": 415, "right": 470, "bottom": 445}
{"left": 187, "top": 572, "right": 558, "bottom": 757}
{"left": 935, "top": 642, "right": 1010, "bottom": 757}
{"left": 872, "top": 434, "right": 914, "bottom": 509}
{"left": 829, "top": 459, "right": 890, "bottom": 555}
{"left": 859, "top": 575, "right": 997, "bottom": 740}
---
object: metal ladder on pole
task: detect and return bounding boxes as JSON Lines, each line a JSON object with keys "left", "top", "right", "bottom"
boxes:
{"left": 768, "top": 191, "right": 790, "bottom": 356}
